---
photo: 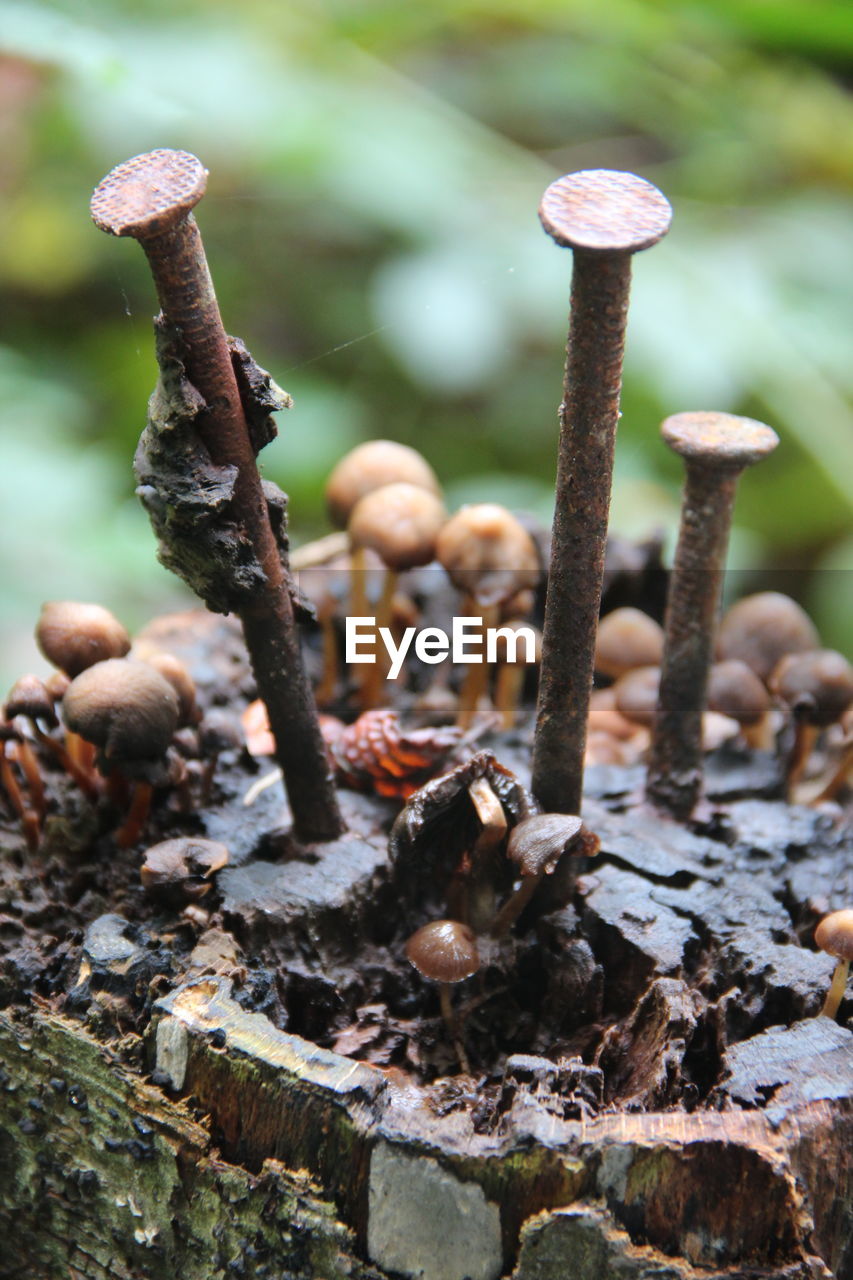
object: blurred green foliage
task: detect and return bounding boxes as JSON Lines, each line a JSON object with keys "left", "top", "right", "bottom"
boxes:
{"left": 1, "top": 0, "right": 851, "bottom": 689}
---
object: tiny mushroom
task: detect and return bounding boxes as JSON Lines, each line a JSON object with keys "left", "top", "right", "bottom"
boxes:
{"left": 326, "top": 440, "right": 440, "bottom": 625}
{"left": 707, "top": 660, "right": 773, "bottom": 749}
{"left": 62, "top": 658, "right": 180, "bottom": 846}
{"left": 4, "top": 675, "right": 58, "bottom": 822}
{"left": 769, "top": 649, "right": 853, "bottom": 794}
{"left": 36, "top": 601, "right": 131, "bottom": 678}
{"left": 348, "top": 482, "right": 447, "bottom": 706}
{"left": 716, "top": 592, "right": 819, "bottom": 684}
{"left": 139, "top": 651, "right": 199, "bottom": 728}
{"left": 491, "top": 813, "right": 586, "bottom": 936}
{"left": 405, "top": 918, "right": 480, "bottom": 1072}
{"left": 140, "top": 836, "right": 229, "bottom": 906}
{"left": 613, "top": 665, "right": 660, "bottom": 728}
{"left": 814, "top": 909, "right": 853, "bottom": 1020}
{"left": 594, "top": 608, "right": 664, "bottom": 681}
{"left": 325, "top": 439, "right": 441, "bottom": 530}
{"left": 436, "top": 504, "right": 540, "bottom": 727}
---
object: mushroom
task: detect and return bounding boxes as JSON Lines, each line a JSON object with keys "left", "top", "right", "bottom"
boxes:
{"left": 348, "top": 482, "right": 447, "bottom": 706}
{"left": 3, "top": 676, "right": 56, "bottom": 822}
{"left": 716, "top": 592, "right": 819, "bottom": 683}
{"left": 35, "top": 601, "right": 131, "bottom": 678}
{"left": 140, "top": 836, "right": 229, "bottom": 906}
{"left": 769, "top": 649, "right": 853, "bottom": 795}
{"left": 491, "top": 813, "right": 587, "bottom": 936}
{"left": 436, "top": 504, "right": 540, "bottom": 728}
{"left": 62, "top": 658, "right": 180, "bottom": 847}
{"left": 0, "top": 720, "right": 40, "bottom": 851}
{"left": 814, "top": 909, "right": 853, "bottom": 1019}
{"left": 138, "top": 651, "right": 199, "bottom": 728}
{"left": 594, "top": 608, "right": 664, "bottom": 681}
{"left": 405, "top": 919, "right": 480, "bottom": 1072}
{"left": 325, "top": 440, "right": 440, "bottom": 622}
{"left": 707, "top": 660, "right": 773, "bottom": 749}
{"left": 613, "top": 665, "right": 660, "bottom": 728}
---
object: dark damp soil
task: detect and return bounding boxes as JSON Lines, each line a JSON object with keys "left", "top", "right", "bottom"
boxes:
{"left": 0, "top": 607, "right": 850, "bottom": 1129}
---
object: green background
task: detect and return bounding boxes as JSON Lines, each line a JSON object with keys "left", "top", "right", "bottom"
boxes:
{"left": 1, "top": 0, "right": 851, "bottom": 691}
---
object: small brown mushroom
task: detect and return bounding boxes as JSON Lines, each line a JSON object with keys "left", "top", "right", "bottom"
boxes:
{"left": 348, "top": 483, "right": 447, "bottom": 707}
{"left": 62, "top": 659, "right": 180, "bottom": 847}
{"left": 327, "top": 440, "right": 441, "bottom": 627}
{"left": 3, "top": 676, "right": 57, "bottom": 823}
{"left": 138, "top": 651, "right": 199, "bottom": 728}
{"left": 769, "top": 650, "right": 853, "bottom": 795}
{"left": 815, "top": 909, "right": 853, "bottom": 1019}
{"left": 613, "top": 665, "right": 660, "bottom": 727}
{"left": 405, "top": 919, "right": 480, "bottom": 1072}
{"left": 141, "top": 836, "right": 229, "bottom": 905}
{"left": 436, "top": 504, "right": 540, "bottom": 727}
{"left": 594, "top": 608, "right": 664, "bottom": 681}
{"left": 0, "top": 721, "right": 39, "bottom": 851}
{"left": 716, "top": 592, "right": 819, "bottom": 683}
{"left": 326, "top": 440, "right": 441, "bottom": 530}
{"left": 707, "top": 660, "right": 773, "bottom": 749}
{"left": 491, "top": 813, "right": 585, "bottom": 936}
{"left": 36, "top": 601, "right": 131, "bottom": 678}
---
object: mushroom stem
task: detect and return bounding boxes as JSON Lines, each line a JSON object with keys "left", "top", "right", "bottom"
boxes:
{"left": 35, "top": 727, "right": 100, "bottom": 800}
{"left": 812, "top": 740, "right": 853, "bottom": 805}
{"left": 490, "top": 874, "right": 541, "bottom": 938}
{"left": 821, "top": 958, "right": 850, "bottom": 1020}
{"left": 457, "top": 604, "right": 498, "bottom": 730}
{"left": 787, "top": 721, "right": 818, "bottom": 797}
{"left": 0, "top": 747, "right": 40, "bottom": 851}
{"left": 115, "top": 781, "right": 153, "bottom": 849}
{"left": 742, "top": 711, "right": 774, "bottom": 751}
{"left": 439, "top": 982, "right": 471, "bottom": 1075}
{"left": 495, "top": 662, "right": 525, "bottom": 729}
{"left": 11, "top": 738, "right": 46, "bottom": 820}
{"left": 361, "top": 568, "right": 398, "bottom": 710}
{"left": 315, "top": 612, "right": 339, "bottom": 708}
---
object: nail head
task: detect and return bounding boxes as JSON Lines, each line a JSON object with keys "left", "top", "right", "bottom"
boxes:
{"left": 661, "top": 411, "right": 779, "bottom": 470}
{"left": 91, "top": 149, "right": 208, "bottom": 239}
{"left": 539, "top": 169, "right": 672, "bottom": 254}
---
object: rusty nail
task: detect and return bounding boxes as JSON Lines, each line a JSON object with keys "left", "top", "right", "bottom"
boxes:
{"left": 91, "top": 151, "right": 343, "bottom": 842}
{"left": 646, "top": 411, "right": 779, "bottom": 819}
{"left": 531, "top": 169, "right": 672, "bottom": 816}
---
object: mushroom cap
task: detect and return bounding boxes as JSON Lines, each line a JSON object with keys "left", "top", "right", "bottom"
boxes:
{"left": 62, "top": 659, "right": 180, "bottom": 762}
{"left": 613, "top": 665, "right": 660, "bottom": 727}
{"left": 716, "top": 592, "right": 819, "bottom": 683}
{"left": 348, "top": 482, "right": 447, "bottom": 571}
{"left": 5, "top": 674, "right": 58, "bottom": 727}
{"left": 815, "top": 909, "right": 853, "bottom": 961}
{"left": 325, "top": 440, "right": 440, "bottom": 529}
{"left": 405, "top": 920, "right": 480, "bottom": 984}
{"left": 507, "top": 813, "right": 584, "bottom": 877}
{"left": 140, "top": 836, "right": 229, "bottom": 897}
{"left": 436, "top": 504, "right": 540, "bottom": 607}
{"left": 769, "top": 650, "right": 853, "bottom": 727}
{"left": 707, "top": 660, "right": 770, "bottom": 726}
{"left": 36, "top": 601, "right": 131, "bottom": 678}
{"left": 595, "top": 608, "right": 663, "bottom": 680}
{"left": 139, "top": 651, "right": 199, "bottom": 728}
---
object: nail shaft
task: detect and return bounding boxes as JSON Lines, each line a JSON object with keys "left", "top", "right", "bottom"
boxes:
{"left": 531, "top": 170, "right": 672, "bottom": 815}
{"left": 646, "top": 411, "right": 779, "bottom": 818}
{"left": 92, "top": 151, "right": 342, "bottom": 842}
{"left": 533, "top": 251, "right": 632, "bottom": 813}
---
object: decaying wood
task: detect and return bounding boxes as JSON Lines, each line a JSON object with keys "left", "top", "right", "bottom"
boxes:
{"left": 1, "top": 610, "right": 851, "bottom": 1279}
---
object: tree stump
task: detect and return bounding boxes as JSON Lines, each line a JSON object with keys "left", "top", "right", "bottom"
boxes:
{"left": 0, "top": 611, "right": 851, "bottom": 1280}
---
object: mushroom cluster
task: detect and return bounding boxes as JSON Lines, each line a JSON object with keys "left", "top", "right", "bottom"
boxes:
{"left": 0, "top": 600, "right": 239, "bottom": 852}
